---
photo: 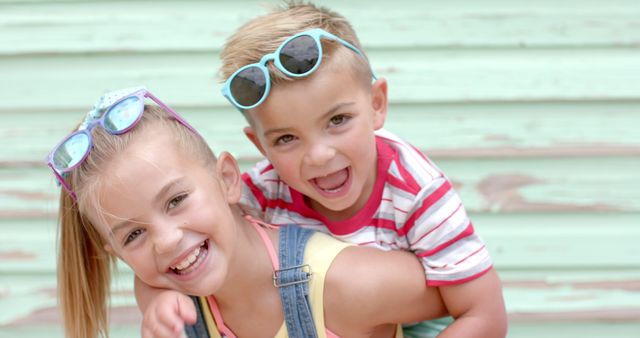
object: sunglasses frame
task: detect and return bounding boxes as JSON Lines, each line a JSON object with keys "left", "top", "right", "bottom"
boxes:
{"left": 46, "top": 88, "right": 199, "bottom": 200}
{"left": 221, "top": 28, "right": 374, "bottom": 111}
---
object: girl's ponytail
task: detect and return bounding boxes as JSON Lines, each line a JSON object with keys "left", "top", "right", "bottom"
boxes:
{"left": 57, "top": 192, "right": 115, "bottom": 338}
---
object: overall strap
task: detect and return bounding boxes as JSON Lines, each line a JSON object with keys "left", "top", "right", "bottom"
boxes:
{"left": 184, "top": 296, "right": 212, "bottom": 338}
{"left": 276, "top": 224, "right": 318, "bottom": 338}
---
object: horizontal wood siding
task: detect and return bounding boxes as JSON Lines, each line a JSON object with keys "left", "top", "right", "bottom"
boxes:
{"left": 1, "top": 0, "right": 639, "bottom": 337}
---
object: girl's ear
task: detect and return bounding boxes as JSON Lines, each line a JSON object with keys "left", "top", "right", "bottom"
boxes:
{"left": 103, "top": 243, "right": 119, "bottom": 258}
{"left": 216, "top": 151, "right": 242, "bottom": 204}
{"left": 370, "top": 77, "right": 388, "bottom": 130}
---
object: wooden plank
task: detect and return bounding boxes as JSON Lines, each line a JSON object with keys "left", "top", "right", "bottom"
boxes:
{"left": 2, "top": 266, "right": 640, "bottom": 331}
{"left": 438, "top": 157, "right": 640, "bottom": 212}
{"left": 2, "top": 100, "right": 638, "bottom": 164}
{"left": 2, "top": 48, "right": 640, "bottom": 112}
{"left": 2, "top": 213, "right": 639, "bottom": 273}
{"left": 3, "top": 322, "right": 640, "bottom": 338}
{"left": 3, "top": 153, "right": 638, "bottom": 217}
{"left": 3, "top": 213, "right": 639, "bottom": 332}
{"left": 1, "top": 0, "right": 639, "bottom": 55}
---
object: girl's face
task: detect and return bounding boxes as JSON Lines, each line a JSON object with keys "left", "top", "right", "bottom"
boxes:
{"left": 92, "top": 133, "right": 242, "bottom": 296}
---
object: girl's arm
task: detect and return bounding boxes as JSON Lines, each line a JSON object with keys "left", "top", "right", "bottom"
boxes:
{"left": 324, "top": 246, "right": 449, "bottom": 337}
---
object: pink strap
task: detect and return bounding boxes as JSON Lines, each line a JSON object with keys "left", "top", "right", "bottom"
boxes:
{"left": 245, "top": 215, "right": 279, "bottom": 270}
{"left": 207, "top": 295, "right": 237, "bottom": 338}
{"left": 205, "top": 216, "right": 281, "bottom": 337}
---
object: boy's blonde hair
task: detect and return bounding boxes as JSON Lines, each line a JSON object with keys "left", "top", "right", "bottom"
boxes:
{"left": 57, "top": 105, "right": 215, "bottom": 338}
{"left": 220, "top": 1, "right": 372, "bottom": 89}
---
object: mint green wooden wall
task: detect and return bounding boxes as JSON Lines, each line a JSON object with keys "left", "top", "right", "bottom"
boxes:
{"left": 1, "top": 0, "right": 639, "bottom": 337}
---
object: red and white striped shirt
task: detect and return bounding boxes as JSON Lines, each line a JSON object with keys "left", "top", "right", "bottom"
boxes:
{"left": 241, "top": 129, "right": 492, "bottom": 286}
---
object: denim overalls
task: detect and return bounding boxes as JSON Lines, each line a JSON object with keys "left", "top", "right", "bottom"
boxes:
{"left": 184, "top": 225, "right": 318, "bottom": 338}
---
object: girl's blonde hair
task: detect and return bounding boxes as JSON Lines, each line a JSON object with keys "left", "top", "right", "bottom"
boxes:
{"left": 57, "top": 105, "right": 214, "bottom": 338}
{"left": 220, "top": 1, "right": 372, "bottom": 88}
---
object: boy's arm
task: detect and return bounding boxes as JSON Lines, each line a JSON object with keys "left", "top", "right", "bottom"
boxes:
{"left": 324, "top": 246, "right": 449, "bottom": 337}
{"left": 404, "top": 176, "right": 507, "bottom": 337}
{"left": 438, "top": 268, "right": 507, "bottom": 338}
{"left": 135, "top": 276, "right": 197, "bottom": 338}
{"left": 134, "top": 275, "right": 167, "bottom": 312}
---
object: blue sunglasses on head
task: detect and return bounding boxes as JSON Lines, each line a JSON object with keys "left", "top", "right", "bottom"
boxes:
{"left": 45, "top": 87, "right": 199, "bottom": 200}
{"left": 221, "top": 28, "right": 375, "bottom": 111}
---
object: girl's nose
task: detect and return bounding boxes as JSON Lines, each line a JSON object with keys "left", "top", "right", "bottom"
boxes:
{"left": 153, "top": 226, "right": 184, "bottom": 255}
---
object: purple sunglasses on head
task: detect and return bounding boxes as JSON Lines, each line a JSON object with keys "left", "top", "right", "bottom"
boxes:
{"left": 45, "top": 87, "right": 200, "bottom": 200}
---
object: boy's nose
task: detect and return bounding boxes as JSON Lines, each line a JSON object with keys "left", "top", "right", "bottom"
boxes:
{"left": 153, "top": 226, "right": 184, "bottom": 255}
{"left": 304, "top": 142, "right": 336, "bottom": 167}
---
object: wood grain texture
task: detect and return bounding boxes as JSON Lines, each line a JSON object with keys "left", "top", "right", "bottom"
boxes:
{"left": 1, "top": 0, "right": 639, "bottom": 336}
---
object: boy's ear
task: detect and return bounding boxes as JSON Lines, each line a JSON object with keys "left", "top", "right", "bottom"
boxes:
{"left": 243, "top": 126, "right": 267, "bottom": 157}
{"left": 370, "top": 77, "right": 388, "bottom": 130}
{"left": 216, "top": 151, "right": 242, "bottom": 204}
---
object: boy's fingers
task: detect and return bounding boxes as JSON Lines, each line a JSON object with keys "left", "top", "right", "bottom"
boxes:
{"left": 143, "top": 320, "right": 180, "bottom": 338}
{"left": 176, "top": 295, "right": 198, "bottom": 325}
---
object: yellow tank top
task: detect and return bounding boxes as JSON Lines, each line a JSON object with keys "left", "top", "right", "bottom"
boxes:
{"left": 196, "top": 231, "right": 403, "bottom": 338}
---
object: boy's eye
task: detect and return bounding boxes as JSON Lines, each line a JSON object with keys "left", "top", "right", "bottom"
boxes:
{"left": 329, "top": 114, "right": 350, "bottom": 127}
{"left": 275, "top": 134, "right": 295, "bottom": 145}
{"left": 124, "top": 228, "right": 144, "bottom": 246}
{"left": 168, "top": 193, "right": 188, "bottom": 210}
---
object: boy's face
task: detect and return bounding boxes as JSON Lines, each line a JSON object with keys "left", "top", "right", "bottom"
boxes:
{"left": 244, "top": 68, "right": 388, "bottom": 220}
{"left": 94, "top": 133, "right": 243, "bottom": 296}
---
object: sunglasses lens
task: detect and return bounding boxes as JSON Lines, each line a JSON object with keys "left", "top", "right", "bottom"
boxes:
{"left": 103, "top": 96, "right": 144, "bottom": 133}
{"left": 52, "top": 133, "right": 91, "bottom": 171}
{"left": 230, "top": 66, "right": 267, "bottom": 107}
{"left": 279, "top": 35, "right": 319, "bottom": 75}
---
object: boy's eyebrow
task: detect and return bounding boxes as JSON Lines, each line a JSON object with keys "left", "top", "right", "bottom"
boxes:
{"left": 319, "top": 102, "right": 355, "bottom": 121}
{"left": 263, "top": 102, "right": 356, "bottom": 137}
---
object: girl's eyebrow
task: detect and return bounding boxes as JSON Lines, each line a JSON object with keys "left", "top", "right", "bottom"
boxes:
{"left": 153, "top": 177, "right": 187, "bottom": 205}
{"left": 111, "top": 219, "right": 133, "bottom": 237}
{"left": 110, "top": 177, "right": 187, "bottom": 235}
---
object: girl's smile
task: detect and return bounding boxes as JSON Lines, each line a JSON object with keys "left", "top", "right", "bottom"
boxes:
{"left": 168, "top": 239, "right": 209, "bottom": 278}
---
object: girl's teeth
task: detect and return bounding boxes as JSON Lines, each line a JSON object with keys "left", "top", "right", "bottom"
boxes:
{"left": 173, "top": 246, "right": 202, "bottom": 271}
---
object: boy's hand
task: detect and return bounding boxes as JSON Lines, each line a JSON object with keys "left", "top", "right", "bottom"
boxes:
{"left": 140, "top": 290, "right": 197, "bottom": 338}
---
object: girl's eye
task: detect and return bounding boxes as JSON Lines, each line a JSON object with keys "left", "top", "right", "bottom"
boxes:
{"left": 329, "top": 114, "right": 350, "bottom": 127}
{"left": 124, "top": 228, "right": 144, "bottom": 246}
{"left": 275, "top": 134, "right": 295, "bottom": 145}
{"left": 168, "top": 194, "right": 188, "bottom": 210}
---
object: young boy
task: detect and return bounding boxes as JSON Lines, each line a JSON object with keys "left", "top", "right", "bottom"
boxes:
{"left": 138, "top": 2, "right": 507, "bottom": 338}
{"left": 221, "top": 2, "right": 506, "bottom": 338}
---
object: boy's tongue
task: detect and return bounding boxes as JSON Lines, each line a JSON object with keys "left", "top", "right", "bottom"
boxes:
{"left": 313, "top": 168, "right": 348, "bottom": 191}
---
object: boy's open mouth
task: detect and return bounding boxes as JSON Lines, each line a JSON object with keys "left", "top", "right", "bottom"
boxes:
{"left": 169, "top": 240, "right": 208, "bottom": 275}
{"left": 311, "top": 167, "right": 351, "bottom": 195}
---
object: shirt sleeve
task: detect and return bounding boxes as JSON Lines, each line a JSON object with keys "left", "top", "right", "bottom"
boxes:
{"left": 240, "top": 160, "right": 272, "bottom": 212}
{"left": 404, "top": 176, "right": 493, "bottom": 286}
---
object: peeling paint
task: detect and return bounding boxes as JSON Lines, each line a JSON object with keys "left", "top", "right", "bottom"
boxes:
{"left": 509, "top": 309, "right": 640, "bottom": 322}
{"left": 547, "top": 293, "right": 599, "bottom": 302}
{"left": 419, "top": 145, "right": 640, "bottom": 159}
{"left": 505, "top": 280, "right": 640, "bottom": 292}
{"left": 477, "top": 174, "right": 618, "bottom": 212}
{"left": 0, "top": 250, "right": 37, "bottom": 261}
{"left": 2, "top": 305, "right": 141, "bottom": 327}
{"left": 484, "top": 134, "right": 513, "bottom": 142}
{"left": 1, "top": 190, "right": 52, "bottom": 201}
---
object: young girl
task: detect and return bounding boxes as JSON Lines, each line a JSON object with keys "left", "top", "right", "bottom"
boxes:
{"left": 48, "top": 87, "right": 447, "bottom": 338}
